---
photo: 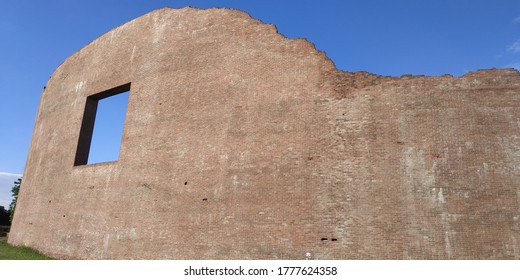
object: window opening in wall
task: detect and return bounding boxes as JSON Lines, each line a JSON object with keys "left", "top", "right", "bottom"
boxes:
{"left": 74, "top": 83, "right": 130, "bottom": 166}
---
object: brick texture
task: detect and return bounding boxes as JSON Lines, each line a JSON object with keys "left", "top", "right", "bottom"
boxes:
{"left": 8, "top": 8, "right": 520, "bottom": 259}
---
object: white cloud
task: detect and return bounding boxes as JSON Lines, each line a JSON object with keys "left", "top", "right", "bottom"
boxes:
{"left": 514, "top": 16, "right": 520, "bottom": 23}
{"left": 508, "top": 40, "right": 520, "bottom": 53}
{"left": 0, "top": 172, "right": 22, "bottom": 209}
{"left": 0, "top": 172, "right": 22, "bottom": 177}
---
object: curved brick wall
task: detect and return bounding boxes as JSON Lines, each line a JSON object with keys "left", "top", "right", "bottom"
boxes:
{"left": 9, "top": 7, "right": 520, "bottom": 259}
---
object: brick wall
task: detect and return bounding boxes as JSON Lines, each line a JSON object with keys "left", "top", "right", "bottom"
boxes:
{"left": 8, "top": 8, "right": 520, "bottom": 259}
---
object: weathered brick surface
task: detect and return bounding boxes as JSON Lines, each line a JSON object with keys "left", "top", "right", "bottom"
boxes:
{"left": 8, "top": 8, "right": 520, "bottom": 259}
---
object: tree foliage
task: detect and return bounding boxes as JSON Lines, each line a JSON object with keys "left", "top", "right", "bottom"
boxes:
{"left": 0, "top": 205, "right": 9, "bottom": 226}
{"left": 9, "top": 177, "right": 21, "bottom": 223}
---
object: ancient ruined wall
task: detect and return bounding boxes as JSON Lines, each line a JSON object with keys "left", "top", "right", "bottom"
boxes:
{"left": 9, "top": 7, "right": 520, "bottom": 259}
{"left": 318, "top": 70, "right": 520, "bottom": 259}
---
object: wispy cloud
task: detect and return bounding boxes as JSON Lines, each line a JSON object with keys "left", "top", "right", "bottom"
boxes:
{"left": 508, "top": 40, "right": 520, "bottom": 53}
{"left": 514, "top": 16, "right": 520, "bottom": 23}
{"left": 0, "top": 172, "right": 22, "bottom": 177}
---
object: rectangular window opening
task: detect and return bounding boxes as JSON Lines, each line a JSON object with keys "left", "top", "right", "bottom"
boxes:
{"left": 74, "top": 83, "right": 131, "bottom": 166}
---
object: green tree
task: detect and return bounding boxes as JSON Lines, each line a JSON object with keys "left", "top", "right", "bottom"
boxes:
{"left": 9, "top": 177, "right": 21, "bottom": 223}
{"left": 0, "top": 205, "right": 10, "bottom": 226}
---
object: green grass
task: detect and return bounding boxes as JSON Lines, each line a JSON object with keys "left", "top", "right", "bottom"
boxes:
{"left": 0, "top": 236, "right": 54, "bottom": 260}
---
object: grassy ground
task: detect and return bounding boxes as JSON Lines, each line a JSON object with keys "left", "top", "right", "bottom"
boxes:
{"left": 0, "top": 236, "right": 54, "bottom": 260}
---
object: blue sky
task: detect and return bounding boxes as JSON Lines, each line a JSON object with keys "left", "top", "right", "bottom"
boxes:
{"left": 0, "top": 0, "right": 519, "bottom": 208}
